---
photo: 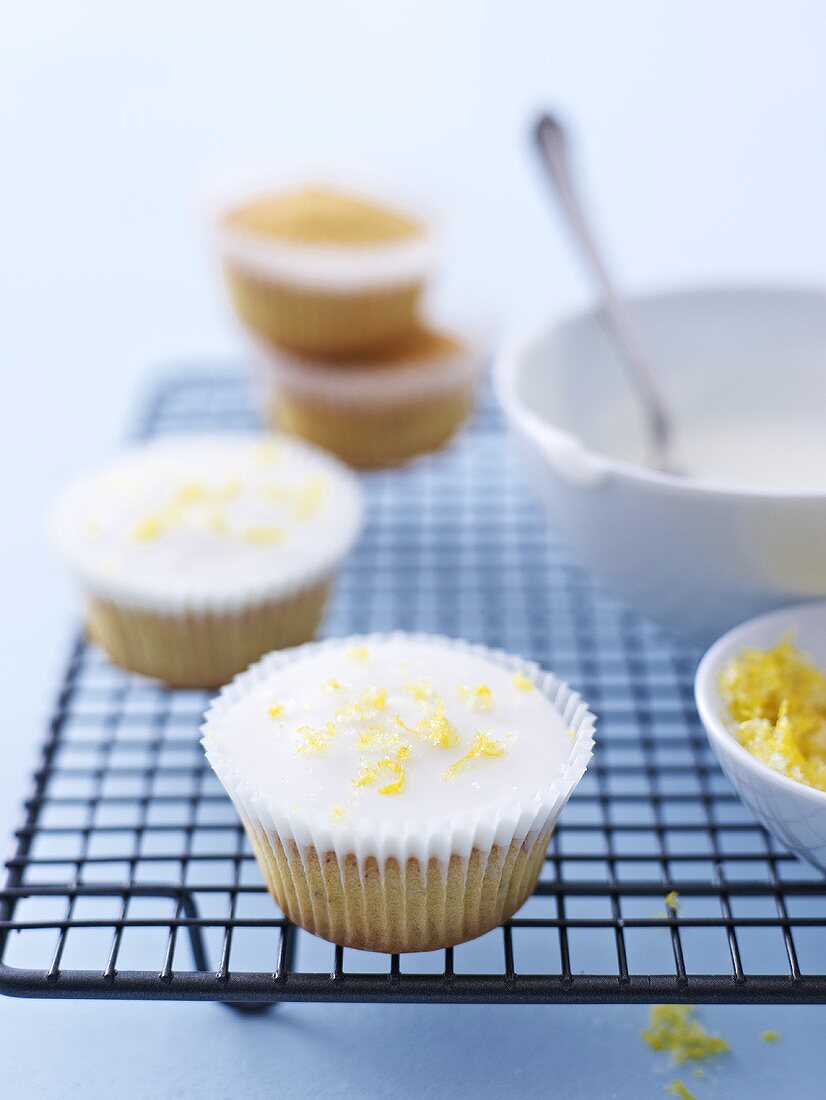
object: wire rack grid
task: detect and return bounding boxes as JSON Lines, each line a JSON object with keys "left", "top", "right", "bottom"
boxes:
{"left": 2, "top": 370, "right": 826, "bottom": 1008}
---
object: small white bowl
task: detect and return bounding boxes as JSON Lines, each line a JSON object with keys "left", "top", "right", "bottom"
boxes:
{"left": 495, "top": 284, "right": 826, "bottom": 646}
{"left": 695, "top": 599, "right": 826, "bottom": 872}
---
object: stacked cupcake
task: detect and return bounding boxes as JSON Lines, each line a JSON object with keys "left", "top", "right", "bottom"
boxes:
{"left": 213, "top": 183, "right": 484, "bottom": 468}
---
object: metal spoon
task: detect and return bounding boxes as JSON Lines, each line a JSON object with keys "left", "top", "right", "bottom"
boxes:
{"left": 534, "top": 112, "right": 676, "bottom": 474}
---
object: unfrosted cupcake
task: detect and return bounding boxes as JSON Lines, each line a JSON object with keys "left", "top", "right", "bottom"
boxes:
{"left": 214, "top": 184, "right": 438, "bottom": 357}
{"left": 202, "top": 633, "right": 595, "bottom": 952}
{"left": 51, "top": 434, "right": 363, "bottom": 688}
{"left": 256, "top": 324, "right": 484, "bottom": 468}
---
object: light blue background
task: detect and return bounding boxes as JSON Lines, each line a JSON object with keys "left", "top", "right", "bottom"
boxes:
{"left": 2, "top": 1, "right": 826, "bottom": 1095}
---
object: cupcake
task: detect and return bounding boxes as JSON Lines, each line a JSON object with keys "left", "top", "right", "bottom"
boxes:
{"left": 256, "top": 324, "right": 484, "bottom": 468}
{"left": 202, "top": 633, "right": 595, "bottom": 953}
{"left": 214, "top": 184, "right": 438, "bottom": 357}
{"left": 51, "top": 434, "right": 363, "bottom": 689}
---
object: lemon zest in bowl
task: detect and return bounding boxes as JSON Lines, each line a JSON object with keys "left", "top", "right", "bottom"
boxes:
{"left": 719, "top": 635, "right": 826, "bottom": 791}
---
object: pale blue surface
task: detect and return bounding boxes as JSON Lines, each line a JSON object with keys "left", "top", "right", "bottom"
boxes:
{"left": 2, "top": 0, "right": 826, "bottom": 1095}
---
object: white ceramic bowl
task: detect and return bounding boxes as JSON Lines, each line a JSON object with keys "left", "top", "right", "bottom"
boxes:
{"left": 695, "top": 599, "right": 826, "bottom": 872}
{"left": 495, "top": 285, "right": 826, "bottom": 646}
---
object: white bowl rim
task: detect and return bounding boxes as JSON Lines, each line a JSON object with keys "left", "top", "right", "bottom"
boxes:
{"left": 494, "top": 280, "right": 826, "bottom": 501}
{"left": 695, "top": 597, "right": 826, "bottom": 809}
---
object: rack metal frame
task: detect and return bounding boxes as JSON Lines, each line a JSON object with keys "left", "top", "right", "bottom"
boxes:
{"left": 2, "top": 372, "right": 825, "bottom": 1007}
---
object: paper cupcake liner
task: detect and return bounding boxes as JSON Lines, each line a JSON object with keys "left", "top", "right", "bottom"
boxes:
{"left": 224, "top": 268, "right": 425, "bottom": 357}
{"left": 85, "top": 577, "right": 332, "bottom": 689}
{"left": 208, "top": 172, "right": 441, "bottom": 292}
{"left": 210, "top": 173, "right": 441, "bottom": 357}
{"left": 202, "top": 633, "right": 595, "bottom": 950}
{"left": 256, "top": 336, "right": 485, "bottom": 468}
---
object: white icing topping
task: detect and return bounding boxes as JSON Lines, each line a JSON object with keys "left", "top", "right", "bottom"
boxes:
{"left": 203, "top": 638, "right": 574, "bottom": 828}
{"left": 52, "top": 433, "right": 363, "bottom": 610}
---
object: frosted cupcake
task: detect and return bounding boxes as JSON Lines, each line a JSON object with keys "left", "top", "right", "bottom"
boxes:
{"left": 214, "top": 184, "right": 438, "bottom": 357}
{"left": 51, "top": 434, "right": 363, "bottom": 688}
{"left": 256, "top": 324, "right": 484, "bottom": 468}
{"left": 202, "top": 634, "right": 595, "bottom": 952}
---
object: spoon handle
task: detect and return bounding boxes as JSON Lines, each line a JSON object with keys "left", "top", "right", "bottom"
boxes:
{"left": 534, "top": 113, "right": 672, "bottom": 471}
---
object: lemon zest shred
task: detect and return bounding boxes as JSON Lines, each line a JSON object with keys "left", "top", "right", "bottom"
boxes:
{"left": 346, "top": 645, "right": 370, "bottom": 664}
{"left": 405, "top": 678, "right": 436, "bottom": 703}
{"left": 292, "top": 476, "right": 327, "bottom": 521}
{"left": 761, "top": 1030, "right": 780, "bottom": 1043}
{"left": 208, "top": 509, "right": 229, "bottom": 536}
{"left": 376, "top": 758, "right": 405, "bottom": 795}
{"left": 353, "top": 762, "right": 379, "bottom": 789}
{"left": 132, "top": 513, "right": 164, "bottom": 541}
{"left": 268, "top": 703, "right": 285, "bottom": 719}
{"left": 512, "top": 671, "right": 534, "bottom": 691}
{"left": 666, "top": 1082, "right": 696, "bottom": 1100}
{"left": 641, "top": 1005, "right": 729, "bottom": 1064}
{"left": 664, "top": 890, "right": 680, "bottom": 912}
{"left": 456, "top": 683, "right": 495, "bottom": 711}
{"left": 329, "top": 804, "right": 346, "bottom": 822}
{"left": 336, "top": 686, "right": 388, "bottom": 723}
{"left": 443, "top": 732, "right": 507, "bottom": 780}
{"left": 295, "top": 722, "right": 337, "bottom": 757}
{"left": 241, "top": 523, "right": 284, "bottom": 545}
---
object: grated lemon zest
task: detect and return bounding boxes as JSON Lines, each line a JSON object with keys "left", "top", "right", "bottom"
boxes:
{"left": 665, "top": 890, "right": 680, "bottom": 912}
{"left": 329, "top": 805, "right": 346, "bottom": 822}
{"left": 512, "top": 671, "right": 534, "bottom": 692}
{"left": 641, "top": 1005, "right": 729, "bottom": 1064}
{"left": 456, "top": 684, "right": 495, "bottom": 711}
{"left": 405, "top": 678, "right": 436, "bottom": 703}
{"left": 761, "top": 1031, "right": 780, "bottom": 1043}
{"left": 208, "top": 509, "right": 229, "bottom": 536}
{"left": 376, "top": 757, "right": 405, "bottom": 795}
{"left": 172, "top": 480, "right": 208, "bottom": 506}
{"left": 336, "top": 686, "right": 388, "bottom": 723}
{"left": 132, "top": 513, "right": 164, "bottom": 541}
{"left": 397, "top": 701, "right": 459, "bottom": 749}
{"left": 241, "top": 523, "right": 284, "bottom": 545}
{"left": 295, "top": 722, "right": 337, "bottom": 757}
{"left": 346, "top": 645, "right": 370, "bottom": 664}
{"left": 443, "top": 732, "right": 507, "bottom": 780}
{"left": 719, "top": 635, "right": 826, "bottom": 791}
{"left": 292, "top": 476, "right": 327, "bottom": 521}
{"left": 666, "top": 1082, "right": 695, "bottom": 1100}
{"left": 268, "top": 703, "right": 285, "bottom": 719}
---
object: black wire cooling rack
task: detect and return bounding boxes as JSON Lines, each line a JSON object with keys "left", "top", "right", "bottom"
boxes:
{"left": 2, "top": 370, "right": 826, "bottom": 1008}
